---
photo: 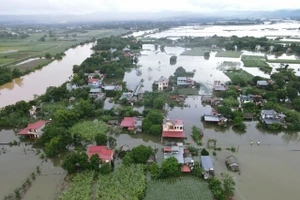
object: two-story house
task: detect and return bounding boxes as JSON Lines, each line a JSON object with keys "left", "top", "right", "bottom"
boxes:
{"left": 156, "top": 76, "right": 169, "bottom": 91}
{"left": 162, "top": 119, "right": 185, "bottom": 138}
{"left": 88, "top": 78, "right": 101, "bottom": 88}
{"left": 18, "top": 120, "right": 50, "bottom": 139}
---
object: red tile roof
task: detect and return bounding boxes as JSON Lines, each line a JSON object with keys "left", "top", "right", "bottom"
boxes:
{"left": 88, "top": 146, "right": 114, "bottom": 162}
{"left": 174, "top": 120, "right": 183, "bottom": 125}
{"left": 181, "top": 165, "right": 191, "bottom": 173}
{"left": 162, "top": 131, "right": 185, "bottom": 138}
{"left": 120, "top": 117, "right": 135, "bottom": 128}
{"left": 164, "top": 147, "right": 172, "bottom": 152}
{"left": 88, "top": 78, "right": 99, "bottom": 83}
{"left": 18, "top": 120, "right": 49, "bottom": 135}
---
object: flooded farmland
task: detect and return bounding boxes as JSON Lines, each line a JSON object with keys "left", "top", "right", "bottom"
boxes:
{"left": 1, "top": 24, "right": 300, "bottom": 200}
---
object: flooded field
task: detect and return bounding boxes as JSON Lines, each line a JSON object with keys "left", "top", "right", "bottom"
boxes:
{"left": 148, "top": 22, "right": 300, "bottom": 38}
{"left": 1, "top": 25, "right": 300, "bottom": 199}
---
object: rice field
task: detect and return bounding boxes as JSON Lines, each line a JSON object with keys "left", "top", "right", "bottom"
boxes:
{"left": 178, "top": 88, "right": 199, "bottom": 95}
{"left": 267, "top": 59, "right": 300, "bottom": 64}
{"left": 224, "top": 69, "right": 254, "bottom": 82}
{"left": 215, "top": 51, "right": 242, "bottom": 58}
{"left": 58, "top": 171, "right": 94, "bottom": 200}
{"left": 144, "top": 177, "right": 214, "bottom": 200}
{"left": 241, "top": 55, "right": 272, "bottom": 73}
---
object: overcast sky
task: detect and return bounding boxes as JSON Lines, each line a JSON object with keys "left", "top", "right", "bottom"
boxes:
{"left": 1, "top": 0, "right": 300, "bottom": 15}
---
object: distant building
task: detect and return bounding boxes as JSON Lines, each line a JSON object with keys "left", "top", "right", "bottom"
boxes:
{"left": 257, "top": 80, "right": 268, "bottom": 87}
{"left": 164, "top": 143, "right": 184, "bottom": 164}
{"left": 177, "top": 77, "right": 194, "bottom": 87}
{"left": 162, "top": 119, "right": 185, "bottom": 138}
{"left": 18, "top": 120, "right": 50, "bottom": 139}
{"left": 88, "top": 78, "right": 101, "bottom": 88}
{"left": 155, "top": 76, "right": 168, "bottom": 91}
{"left": 200, "top": 156, "right": 214, "bottom": 179}
{"left": 261, "top": 109, "right": 284, "bottom": 125}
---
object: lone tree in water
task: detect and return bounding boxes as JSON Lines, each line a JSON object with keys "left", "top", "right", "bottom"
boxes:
{"left": 170, "top": 56, "right": 177, "bottom": 65}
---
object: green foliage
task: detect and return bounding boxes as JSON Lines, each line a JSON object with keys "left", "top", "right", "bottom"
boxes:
{"left": 90, "top": 154, "right": 100, "bottom": 171}
{"left": 208, "top": 177, "right": 226, "bottom": 200}
{"left": 93, "top": 36, "right": 142, "bottom": 51}
{"left": 53, "top": 109, "right": 79, "bottom": 128}
{"left": 96, "top": 165, "right": 147, "bottom": 200}
{"left": 216, "top": 106, "right": 233, "bottom": 119}
{"left": 215, "top": 51, "right": 242, "bottom": 58}
{"left": 95, "top": 134, "right": 108, "bottom": 146}
{"left": 187, "top": 145, "right": 199, "bottom": 156}
{"left": 242, "top": 55, "right": 272, "bottom": 74}
{"left": 122, "top": 151, "right": 134, "bottom": 166}
{"left": 70, "top": 121, "right": 108, "bottom": 143}
{"left": 268, "top": 122, "right": 282, "bottom": 131}
{"left": 223, "top": 96, "right": 240, "bottom": 107}
{"left": 58, "top": 171, "right": 94, "bottom": 200}
{"left": 213, "top": 151, "right": 217, "bottom": 156}
{"left": 170, "top": 55, "right": 177, "bottom": 65}
{"left": 232, "top": 117, "right": 246, "bottom": 131}
{"left": 150, "top": 163, "right": 161, "bottom": 180}
{"left": 149, "top": 125, "right": 162, "bottom": 136}
{"left": 45, "top": 134, "right": 71, "bottom": 157}
{"left": 153, "top": 97, "right": 165, "bottom": 109}
{"left": 191, "top": 126, "right": 203, "bottom": 145}
{"left": 99, "top": 163, "right": 112, "bottom": 175}
{"left": 201, "top": 148, "right": 209, "bottom": 156}
{"left": 224, "top": 69, "right": 254, "bottom": 83}
{"left": 230, "top": 147, "right": 236, "bottom": 152}
{"left": 161, "top": 157, "right": 181, "bottom": 178}
{"left": 145, "top": 177, "right": 214, "bottom": 200}
{"left": 62, "top": 152, "right": 80, "bottom": 174}
{"left": 131, "top": 145, "right": 153, "bottom": 164}
{"left": 221, "top": 173, "right": 236, "bottom": 198}
{"left": 74, "top": 99, "right": 95, "bottom": 118}
{"left": 287, "top": 87, "right": 298, "bottom": 99}
{"left": 142, "top": 110, "right": 164, "bottom": 133}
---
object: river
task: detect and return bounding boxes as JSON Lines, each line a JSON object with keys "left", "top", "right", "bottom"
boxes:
{"left": 0, "top": 42, "right": 95, "bottom": 108}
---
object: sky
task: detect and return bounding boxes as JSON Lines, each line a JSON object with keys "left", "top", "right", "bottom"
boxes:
{"left": 1, "top": 0, "right": 300, "bottom": 15}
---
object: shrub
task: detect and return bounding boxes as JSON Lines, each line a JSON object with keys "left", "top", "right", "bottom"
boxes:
{"left": 213, "top": 151, "right": 217, "bottom": 156}
{"left": 201, "top": 148, "right": 209, "bottom": 156}
{"left": 230, "top": 147, "right": 236, "bottom": 152}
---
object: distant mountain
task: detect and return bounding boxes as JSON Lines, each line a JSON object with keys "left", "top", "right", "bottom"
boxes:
{"left": 0, "top": 9, "right": 300, "bottom": 24}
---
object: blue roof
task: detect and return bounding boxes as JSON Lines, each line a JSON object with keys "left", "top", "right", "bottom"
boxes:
{"left": 201, "top": 156, "right": 214, "bottom": 170}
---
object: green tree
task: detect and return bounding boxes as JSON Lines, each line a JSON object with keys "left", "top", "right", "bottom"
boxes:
{"left": 153, "top": 97, "right": 165, "bottom": 109}
{"left": 54, "top": 109, "right": 79, "bottom": 128}
{"left": 99, "top": 163, "right": 112, "bottom": 174}
{"left": 122, "top": 151, "right": 134, "bottom": 166}
{"left": 131, "top": 145, "right": 153, "bottom": 164}
{"left": 75, "top": 99, "right": 95, "bottom": 118}
{"left": 89, "top": 154, "right": 100, "bottom": 171}
{"left": 149, "top": 125, "right": 162, "bottom": 136}
{"left": 78, "top": 153, "right": 89, "bottom": 169}
{"left": 216, "top": 106, "right": 233, "bottom": 119}
{"left": 146, "top": 110, "right": 164, "bottom": 125}
{"left": 161, "top": 157, "right": 180, "bottom": 178}
{"left": 221, "top": 173, "right": 236, "bottom": 198}
{"left": 232, "top": 117, "right": 246, "bottom": 131}
{"left": 293, "top": 98, "right": 300, "bottom": 111}
{"left": 45, "top": 52, "right": 52, "bottom": 59}
{"left": 95, "top": 134, "right": 108, "bottom": 146}
{"left": 142, "top": 118, "right": 153, "bottom": 133}
{"left": 201, "top": 148, "right": 209, "bottom": 156}
{"left": 45, "top": 136, "right": 64, "bottom": 157}
{"left": 276, "top": 89, "right": 287, "bottom": 100}
{"left": 287, "top": 87, "right": 298, "bottom": 99}
{"left": 62, "top": 152, "right": 80, "bottom": 174}
{"left": 150, "top": 163, "right": 161, "bottom": 180}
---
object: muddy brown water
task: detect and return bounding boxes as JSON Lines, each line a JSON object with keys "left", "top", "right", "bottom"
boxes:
{"left": 1, "top": 38, "right": 300, "bottom": 199}
{"left": 0, "top": 43, "right": 95, "bottom": 108}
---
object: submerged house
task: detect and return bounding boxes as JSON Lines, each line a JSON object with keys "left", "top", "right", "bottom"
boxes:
{"left": 225, "top": 155, "right": 239, "bottom": 172}
{"left": 18, "top": 120, "right": 50, "bottom": 139}
{"left": 89, "top": 88, "right": 106, "bottom": 101}
{"left": 120, "top": 117, "right": 143, "bottom": 132}
{"left": 200, "top": 156, "right": 214, "bottom": 179}
{"left": 203, "top": 111, "right": 227, "bottom": 125}
{"left": 213, "top": 80, "right": 227, "bottom": 91}
{"left": 261, "top": 109, "right": 284, "bottom": 125}
{"left": 119, "top": 92, "right": 133, "bottom": 101}
{"left": 88, "top": 78, "right": 101, "bottom": 88}
{"left": 87, "top": 70, "right": 104, "bottom": 80}
{"left": 177, "top": 77, "right": 194, "bottom": 87}
{"left": 162, "top": 119, "right": 185, "bottom": 139}
{"left": 88, "top": 146, "right": 114, "bottom": 164}
{"left": 155, "top": 76, "right": 169, "bottom": 91}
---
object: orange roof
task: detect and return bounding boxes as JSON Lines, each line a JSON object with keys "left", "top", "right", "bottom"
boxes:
{"left": 181, "top": 165, "right": 191, "bottom": 173}
{"left": 88, "top": 146, "right": 114, "bottom": 161}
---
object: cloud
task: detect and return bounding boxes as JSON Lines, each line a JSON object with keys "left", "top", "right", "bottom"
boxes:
{"left": 1, "top": 0, "right": 300, "bottom": 15}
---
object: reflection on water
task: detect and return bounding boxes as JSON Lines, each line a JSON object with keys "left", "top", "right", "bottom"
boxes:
{"left": 0, "top": 43, "right": 95, "bottom": 108}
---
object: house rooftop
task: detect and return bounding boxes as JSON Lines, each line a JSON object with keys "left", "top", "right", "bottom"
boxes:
{"left": 120, "top": 117, "right": 135, "bottom": 128}
{"left": 163, "top": 119, "right": 184, "bottom": 125}
{"left": 18, "top": 120, "right": 49, "bottom": 135}
{"left": 201, "top": 156, "right": 214, "bottom": 170}
{"left": 261, "top": 109, "right": 277, "bottom": 115}
{"left": 204, "top": 115, "right": 220, "bottom": 122}
{"left": 102, "top": 85, "right": 116, "bottom": 91}
{"left": 181, "top": 165, "right": 191, "bottom": 173}
{"left": 164, "top": 144, "right": 184, "bottom": 163}
{"left": 90, "top": 88, "right": 101, "bottom": 93}
{"left": 88, "top": 78, "right": 100, "bottom": 83}
{"left": 162, "top": 131, "right": 185, "bottom": 138}
{"left": 88, "top": 146, "right": 113, "bottom": 162}
{"left": 158, "top": 76, "right": 168, "bottom": 82}
{"left": 257, "top": 80, "right": 268, "bottom": 86}
{"left": 214, "top": 85, "right": 226, "bottom": 91}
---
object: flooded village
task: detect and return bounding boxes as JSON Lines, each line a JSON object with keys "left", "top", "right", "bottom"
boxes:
{"left": 1, "top": 21, "right": 300, "bottom": 200}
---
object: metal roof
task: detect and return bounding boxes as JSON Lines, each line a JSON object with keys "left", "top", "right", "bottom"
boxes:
{"left": 90, "top": 88, "right": 101, "bottom": 93}
{"left": 261, "top": 109, "right": 277, "bottom": 115}
{"left": 257, "top": 80, "right": 268, "bottom": 86}
{"left": 204, "top": 115, "right": 220, "bottom": 122}
{"left": 201, "top": 156, "right": 214, "bottom": 170}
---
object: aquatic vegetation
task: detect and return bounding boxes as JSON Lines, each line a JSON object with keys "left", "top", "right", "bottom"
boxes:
{"left": 145, "top": 177, "right": 214, "bottom": 200}
{"left": 215, "top": 51, "right": 242, "bottom": 58}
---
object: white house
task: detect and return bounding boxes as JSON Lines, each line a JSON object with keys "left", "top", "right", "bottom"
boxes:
{"left": 157, "top": 76, "right": 168, "bottom": 91}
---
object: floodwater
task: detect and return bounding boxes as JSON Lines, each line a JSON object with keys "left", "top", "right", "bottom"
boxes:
{"left": 0, "top": 42, "right": 95, "bottom": 108}
{"left": 148, "top": 22, "right": 300, "bottom": 38}
{"left": 1, "top": 26, "right": 300, "bottom": 200}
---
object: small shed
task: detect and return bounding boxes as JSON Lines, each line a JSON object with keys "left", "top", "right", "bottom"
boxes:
{"left": 201, "top": 156, "right": 214, "bottom": 171}
{"left": 225, "top": 155, "right": 239, "bottom": 172}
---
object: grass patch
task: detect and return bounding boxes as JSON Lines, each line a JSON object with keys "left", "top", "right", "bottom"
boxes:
{"left": 145, "top": 177, "right": 214, "bottom": 200}
{"left": 224, "top": 69, "right": 254, "bottom": 83}
{"left": 70, "top": 120, "right": 108, "bottom": 142}
{"left": 180, "top": 48, "right": 210, "bottom": 56}
{"left": 178, "top": 88, "right": 199, "bottom": 95}
{"left": 15, "top": 58, "right": 53, "bottom": 72}
{"left": 215, "top": 51, "right": 242, "bottom": 58}
{"left": 267, "top": 59, "right": 300, "bottom": 64}
{"left": 242, "top": 55, "right": 272, "bottom": 74}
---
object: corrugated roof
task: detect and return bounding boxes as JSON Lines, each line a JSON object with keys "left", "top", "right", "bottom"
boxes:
{"left": 90, "top": 88, "right": 101, "bottom": 93}
{"left": 18, "top": 120, "right": 49, "bottom": 135}
{"left": 201, "top": 156, "right": 214, "bottom": 170}
{"left": 162, "top": 131, "right": 185, "bottom": 138}
{"left": 120, "top": 117, "right": 135, "bottom": 127}
{"left": 88, "top": 146, "right": 113, "bottom": 161}
{"left": 204, "top": 115, "right": 220, "bottom": 122}
{"left": 181, "top": 165, "right": 191, "bottom": 173}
